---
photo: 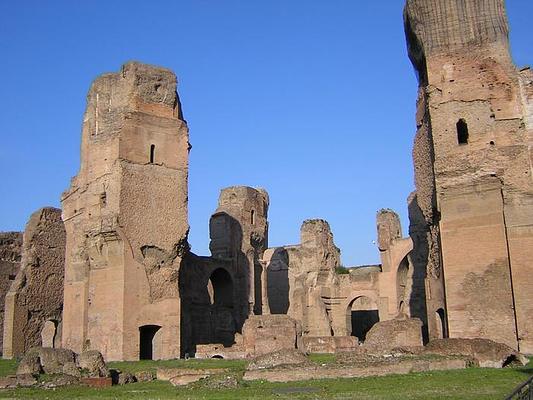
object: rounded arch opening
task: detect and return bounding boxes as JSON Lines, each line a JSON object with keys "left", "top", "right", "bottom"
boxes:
{"left": 139, "top": 325, "right": 161, "bottom": 360}
{"left": 397, "top": 257, "right": 410, "bottom": 314}
{"left": 347, "top": 296, "right": 379, "bottom": 343}
{"left": 435, "top": 308, "right": 447, "bottom": 339}
{"left": 208, "top": 268, "right": 234, "bottom": 308}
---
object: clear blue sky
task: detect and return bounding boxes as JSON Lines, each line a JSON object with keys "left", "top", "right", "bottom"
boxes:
{"left": 1, "top": 1, "right": 531, "bottom": 266}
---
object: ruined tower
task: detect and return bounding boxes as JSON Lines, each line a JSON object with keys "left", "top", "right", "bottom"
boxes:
{"left": 405, "top": 0, "right": 533, "bottom": 351}
{"left": 61, "top": 62, "right": 190, "bottom": 360}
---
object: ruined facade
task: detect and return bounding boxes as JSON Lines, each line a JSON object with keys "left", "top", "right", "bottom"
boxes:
{"left": 60, "top": 62, "right": 190, "bottom": 361}
{"left": 180, "top": 186, "right": 269, "bottom": 357}
{"left": 3, "top": 208, "right": 65, "bottom": 358}
{"left": 1, "top": 0, "right": 531, "bottom": 362}
{"left": 0, "top": 232, "right": 22, "bottom": 355}
{"left": 405, "top": 0, "right": 533, "bottom": 353}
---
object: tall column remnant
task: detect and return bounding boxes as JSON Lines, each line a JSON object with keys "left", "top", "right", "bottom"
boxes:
{"left": 61, "top": 62, "right": 190, "bottom": 361}
{"left": 404, "top": 0, "right": 533, "bottom": 352}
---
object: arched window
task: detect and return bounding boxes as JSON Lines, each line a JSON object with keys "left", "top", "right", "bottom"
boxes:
{"left": 149, "top": 144, "right": 155, "bottom": 163}
{"left": 251, "top": 210, "right": 255, "bottom": 225}
{"left": 347, "top": 296, "right": 379, "bottom": 342}
{"left": 436, "top": 308, "right": 447, "bottom": 339}
{"left": 456, "top": 119, "right": 469, "bottom": 145}
{"left": 208, "top": 268, "right": 233, "bottom": 308}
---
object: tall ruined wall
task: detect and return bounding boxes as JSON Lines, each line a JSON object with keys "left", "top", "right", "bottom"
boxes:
{"left": 405, "top": 0, "right": 533, "bottom": 351}
{"left": 0, "top": 232, "right": 22, "bottom": 355}
{"left": 180, "top": 186, "right": 269, "bottom": 357}
{"left": 211, "top": 186, "right": 269, "bottom": 315}
{"left": 61, "top": 62, "right": 190, "bottom": 361}
{"left": 3, "top": 208, "right": 65, "bottom": 358}
{"left": 264, "top": 219, "right": 341, "bottom": 337}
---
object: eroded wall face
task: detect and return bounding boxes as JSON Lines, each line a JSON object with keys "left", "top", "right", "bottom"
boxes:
{"left": 3, "top": 208, "right": 65, "bottom": 358}
{"left": 405, "top": 0, "right": 533, "bottom": 351}
{"left": 0, "top": 232, "right": 22, "bottom": 355}
{"left": 61, "top": 62, "right": 189, "bottom": 361}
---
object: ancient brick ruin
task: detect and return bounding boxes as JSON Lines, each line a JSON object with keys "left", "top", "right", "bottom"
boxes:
{"left": 0, "top": 0, "right": 531, "bottom": 362}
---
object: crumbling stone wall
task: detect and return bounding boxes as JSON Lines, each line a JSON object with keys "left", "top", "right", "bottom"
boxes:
{"left": 180, "top": 186, "right": 269, "bottom": 357}
{"left": 61, "top": 62, "right": 190, "bottom": 361}
{"left": 405, "top": 0, "right": 533, "bottom": 352}
{"left": 263, "top": 220, "right": 340, "bottom": 337}
{"left": 0, "top": 232, "right": 22, "bottom": 355}
{"left": 3, "top": 208, "right": 65, "bottom": 358}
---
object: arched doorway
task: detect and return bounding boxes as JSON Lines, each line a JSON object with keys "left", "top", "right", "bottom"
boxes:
{"left": 209, "top": 268, "right": 233, "bottom": 307}
{"left": 397, "top": 257, "right": 409, "bottom": 314}
{"left": 208, "top": 268, "right": 235, "bottom": 345}
{"left": 139, "top": 325, "right": 161, "bottom": 360}
{"left": 347, "top": 296, "right": 379, "bottom": 342}
{"left": 435, "top": 308, "right": 447, "bottom": 339}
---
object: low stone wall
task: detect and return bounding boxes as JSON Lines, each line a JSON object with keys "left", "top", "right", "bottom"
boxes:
{"left": 243, "top": 357, "right": 467, "bottom": 382}
{"left": 301, "top": 336, "right": 357, "bottom": 354}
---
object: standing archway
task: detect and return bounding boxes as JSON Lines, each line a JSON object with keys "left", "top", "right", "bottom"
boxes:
{"left": 139, "top": 325, "right": 161, "bottom": 360}
{"left": 209, "top": 268, "right": 233, "bottom": 308}
{"left": 208, "top": 268, "right": 235, "bottom": 345}
{"left": 347, "top": 296, "right": 379, "bottom": 342}
{"left": 396, "top": 257, "right": 409, "bottom": 314}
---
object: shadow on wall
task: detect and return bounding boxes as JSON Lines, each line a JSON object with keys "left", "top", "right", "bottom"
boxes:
{"left": 408, "top": 194, "right": 440, "bottom": 343}
{"left": 266, "top": 248, "right": 290, "bottom": 314}
{"left": 179, "top": 212, "right": 250, "bottom": 357}
{"left": 347, "top": 295, "right": 380, "bottom": 343}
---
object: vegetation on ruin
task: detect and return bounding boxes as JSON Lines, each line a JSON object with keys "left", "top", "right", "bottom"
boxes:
{"left": 0, "top": 357, "right": 530, "bottom": 399}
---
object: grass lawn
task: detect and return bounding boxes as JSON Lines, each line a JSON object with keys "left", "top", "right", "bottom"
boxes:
{"left": 0, "top": 357, "right": 530, "bottom": 400}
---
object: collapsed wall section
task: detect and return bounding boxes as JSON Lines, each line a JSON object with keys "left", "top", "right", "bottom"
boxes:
{"left": 3, "top": 208, "right": 65, "bottom": 358}
{"left": 0, "top": 232, "right": 22, "bottom": 355}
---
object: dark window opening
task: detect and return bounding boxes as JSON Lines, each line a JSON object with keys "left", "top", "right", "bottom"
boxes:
{"left": 8, "top": 274, "right": 16, "bottom": 280}
{"left": 209, "top": 268, "right": 233, "bottom": 308}
{"left": 99, "top": 192, "right": 107, "bottom": 207}
{"left": 139, "top": 325, "right": 161, "bottom": 360}
{"left": 348, "top": 296, "right": 379, "bottom": 343}
{"left": 456, "top": 119, "right": 469, "bottom": 145}
{"left": 351, "top": 310, "right": 379, "bottom": 342}
{"left": 251, "top": 210, "right": 255, "bottom": 225}
{"left": 436, "top": 308, "right": 447, "bottom": 339}
{"left": 149, "top": 144, "right": 155, "bottom": 163}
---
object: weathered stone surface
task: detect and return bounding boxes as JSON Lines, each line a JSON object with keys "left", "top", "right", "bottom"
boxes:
{"left": 117, "top": 372, "right": 136, "bottom": 385}
{"left": 135, "top": 370, "right": 155, "bottom": 382}
{"left": 405, "top": 0, "right": 533, "bottom": 352}
{"left": 0, "top": 232, "right": 22, "bottom": 355}
{"left": 156, "top": 367, "right": 227, "bottom": 381}
{"left": 61, "top": 61, "right": 190, "bottom": 361}
{"left": 424, "top": 338, "right": 528, "bottom": 368}
{"left": 0, "top": 374, "right": 37, "bottom": 389}
{"left": 243, "top": 315, "right": 301, "bottom": 357}
{"left": 243, "top": 357, "right": 468, "bottom": 383}
{"left": 3, "top": 208, "right": 65, "bottom": 359}
{"left": 169, "top": 373, "right": 208, "bottom": 386}
{"left": 18, "top": 348, "right": 76, "bottom": 375}
{"left": 80, "top": 377, "right": 112, "bottom": 387}
{"left": 16, "top": 347, "right": 110, "bottom": 384}
{"left": 77, "top": 350, "right": 109, "bottom": 377}
{"left": 301, "top": 336, "right": 357, "bottom": 354}
{"left": 16, "top": 351, "right": 41, "bottom": 376}
{"left": 363, "top": 318, "right": 424, "bottom": 354}
{"left": 247, "top": 349, "right": 309, "bottom": 371}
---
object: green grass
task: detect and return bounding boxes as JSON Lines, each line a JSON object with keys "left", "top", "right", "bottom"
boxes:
{"left": 0, "top": 359, "right": 17, "bottom": 377}
{"left": 308, "top": 353, "right": 337, "bottom": 365}
{"left": 0, "top": 358, "right": 530, "bottom": 399}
